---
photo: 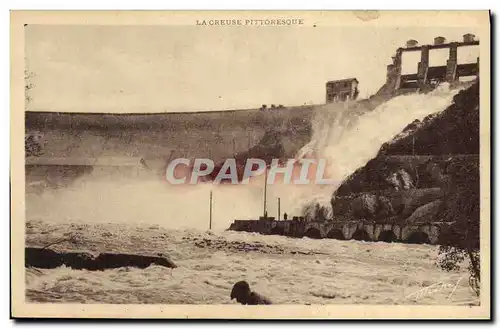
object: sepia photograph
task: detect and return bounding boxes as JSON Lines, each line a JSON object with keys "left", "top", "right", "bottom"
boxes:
{"left": 10, "top": 10, "right": 490, "bottom": 319}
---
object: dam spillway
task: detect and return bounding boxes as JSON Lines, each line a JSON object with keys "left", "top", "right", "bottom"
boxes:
{"left": 228, "top": 81, "right": 479, "bottom": 242}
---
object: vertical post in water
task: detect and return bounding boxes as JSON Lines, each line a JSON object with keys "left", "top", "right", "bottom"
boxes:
{"left": 278, "top": 197, "right": 281, "bottom": 221}
{"left": 263, "top": 166, "right": 268, "bottom": 218}
{"left": 209, "top": 190, "right": 213, "bottom": 230}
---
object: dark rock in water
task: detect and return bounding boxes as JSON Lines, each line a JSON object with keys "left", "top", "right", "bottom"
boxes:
{"left": 25, "top": 247, "right": 64, "bottom": 269}
{"left": 230, "top": 280, "right": 272, "bottom": 305}
{"left": 25, "top": 247, "right": 177, "bottom": 270}
{"left": 91, "top": 253, "right": 177, "bottom": 270}
{"left": 60, "top": 251, "right": 96, "bottom": 270}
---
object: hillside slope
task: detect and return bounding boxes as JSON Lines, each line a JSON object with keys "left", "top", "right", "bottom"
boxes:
{"left": 331, "top": 82, "right": 480, "bottom": 226}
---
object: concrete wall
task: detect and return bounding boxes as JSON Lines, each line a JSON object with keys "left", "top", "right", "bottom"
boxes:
{"left": 229, "top": 218, "right": 445, "bottom": 244}
{"left": 25, "top": 106, "right": 314, "bottom": 186}
{"left": 26, "top": 106, "right": 313, "bottom": 163}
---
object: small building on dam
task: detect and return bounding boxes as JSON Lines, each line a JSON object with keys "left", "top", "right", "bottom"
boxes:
{"left": 325, "top": 78, "right": 359, "bottom": 103}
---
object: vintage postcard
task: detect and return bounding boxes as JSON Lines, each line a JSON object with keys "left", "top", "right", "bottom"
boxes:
{"left": 10, "top": 10, "right": 490, "bottom": 319}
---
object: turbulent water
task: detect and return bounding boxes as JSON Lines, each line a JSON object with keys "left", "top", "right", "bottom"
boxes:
{"left": 25, "top": 84, "right": 475, "bottom": 305}
{"left": 26, "top": 220, "right": 478, "bottom": 305}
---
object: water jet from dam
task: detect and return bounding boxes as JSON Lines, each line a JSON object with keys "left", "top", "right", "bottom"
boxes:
{"left": 296, "top": 83, "right": 464, "bottom": 220}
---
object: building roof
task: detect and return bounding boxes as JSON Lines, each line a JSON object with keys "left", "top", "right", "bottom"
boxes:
{"left": 326, "top": 78, "right": 358, "bottom": 84}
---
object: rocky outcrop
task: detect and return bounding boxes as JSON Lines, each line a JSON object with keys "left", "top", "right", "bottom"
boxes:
{"left": 405, "top": 199, "right": 443, "bottom": 225}
{"left": 331, "top": 82, "right": 480, "bottom": 225}
{"left": 378, "top": 82, "right": 479, "bottom": 156}
{"left": 332, "top": 193, "right": 394, "bottom": 222}
{"left": 25, "top": 247, "right": 177, "bottom": 270}
{"left": 332, "top": 187, "right": 444, "bottom": 223}
{"left": 334, "top": 154, "right": 476, "bottom": 196}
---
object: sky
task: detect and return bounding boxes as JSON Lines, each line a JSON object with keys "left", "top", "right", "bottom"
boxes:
{"left": 25, "top": 25, "right": 480, "bottom": 113}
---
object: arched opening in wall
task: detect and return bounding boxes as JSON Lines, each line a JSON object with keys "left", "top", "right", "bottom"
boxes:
{"left": 270, "top": 226, "right": 284, "bottom": 236}
{"left": 351, "top": 229, "right": 371, "bottom": 242}
{"left": 304, "top": 228, "right": 322, "bottom": 239}
{"left": 326, "top": 229, "right": 345, "bottom": 240}
{"left": 406, "top": 231, "right": 430, "bottom": 244}
{"left": 378, "top": 230, "right": 398, "bottom": 243}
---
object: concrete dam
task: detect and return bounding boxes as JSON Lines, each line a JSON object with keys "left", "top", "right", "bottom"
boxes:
{"left": 25, "top": 105, "right": 314, "bottom": 189}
